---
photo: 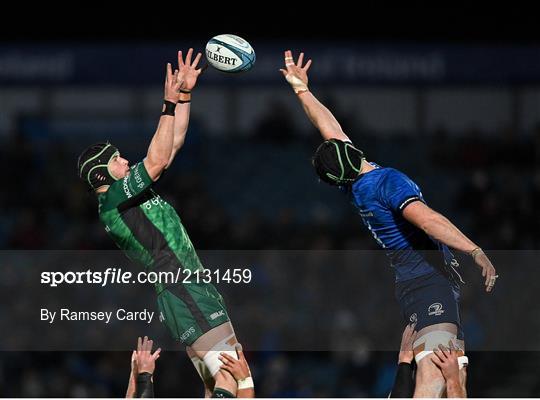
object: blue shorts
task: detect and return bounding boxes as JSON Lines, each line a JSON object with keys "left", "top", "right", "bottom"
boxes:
{"left": 395, "top": 271, "right": 464, "bottom": 340}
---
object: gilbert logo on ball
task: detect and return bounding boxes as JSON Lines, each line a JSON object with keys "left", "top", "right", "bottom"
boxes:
{"left": 205, "top": 34, "right": 256, "bottom": 73}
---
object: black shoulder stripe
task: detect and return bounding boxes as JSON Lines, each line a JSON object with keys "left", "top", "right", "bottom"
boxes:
{"left": 398, "top": 196, "right": 424, "bottom": 212}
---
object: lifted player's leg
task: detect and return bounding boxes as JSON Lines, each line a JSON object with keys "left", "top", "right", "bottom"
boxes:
{"left": 412, "top": 323, "right": 464, "bottom": 397}
{"left": 190, "top": 322, "right": 240, "bottom": 397}
{"left": 187, "top": 345, "right": 215, "bottom": 398}
{"left": 158, "top": 283, "right": 251, "bottom": 397}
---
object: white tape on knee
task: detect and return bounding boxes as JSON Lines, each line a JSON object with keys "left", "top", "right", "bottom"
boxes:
{"left": 202, "top": 333, "right": 238, "bottom": 377}
{"left": 414, "top": 331, "right": 468, "bottom": 369}
{"left": 413, "top": 330, "right": 459, "bottom": 363}
{"left": 190, "top": 356, "right": 214, "bottom": 383}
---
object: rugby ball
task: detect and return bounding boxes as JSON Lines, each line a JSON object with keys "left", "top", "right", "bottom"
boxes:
{"left": 205, "top": 34, "right": 256, "bottom": 73}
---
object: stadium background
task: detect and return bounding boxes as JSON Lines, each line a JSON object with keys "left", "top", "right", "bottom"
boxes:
{"left": 1, "top": 9, "right": 540, "bottom": 397}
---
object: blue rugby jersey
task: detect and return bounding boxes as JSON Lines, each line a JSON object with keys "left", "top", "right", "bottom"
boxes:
{"left": 348, "top": 164, "right": 457, "bottom": 282}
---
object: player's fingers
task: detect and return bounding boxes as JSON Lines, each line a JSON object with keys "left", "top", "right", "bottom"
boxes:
{"left": 486, "top": 268, "right": 497, "bottom": 287}
{"left": 220, "top": 352, "right": 237, "bottom": 363}
{"left": 192, "top": 52, "right": 202, "bottom": 68}
{"left": 220, "top": 364, "right": 233, "bottom": 374}
{"left": 199, "top": 63, "right": 209, "bottom": 75}
{"left": 279, "top": 69, "right": 289, "bottom": 77}
{"left": 178, "top": 51, "right": 184, "bottom": 67}
{"left": 236, "top": 347, "right": 245, "bottom": 361}
{"left": 431, "top": 355, "right": 443, "bottom": 368}
{"left": 448, "top": 340, "right": 457, "bottom": 352}
{"left": 402, "top": 325, "right": 412, "bottom": 340}
{"left": 297, "top": 52, "right": 304, "bottom": 67}
{"left": 235, "top": 343, "right": 245, "bottom": 357}
{"left": 284, "top": 50, "right": 294, "bottom": 68}
{"left": 186, "top": 48, "right": 193, "bottom": 65}
{"left": 303, "top": 59, "right": 312, "bottom": 72}
{"left": 411, "top": 330, "right": 418, "bottom": 342}
{"left": 218, "top": 356, "right": 229, "bottom": 366}
{"left": 166, "top": 63, "right": 172, "bottom": 82}
{"left": 137, "top": 337, "right": 142, "bottom": 352}
{"left": 142, "top": 337, "right": 150, "bottom": 352}
{"left": 438, "top": 344, "right": 450, "bottom": 357}
{"left": 146, "top": 339, "right": 153, "bottom": 352}
{"left": 152, "top": 348, "right": 161, "bottom": 359}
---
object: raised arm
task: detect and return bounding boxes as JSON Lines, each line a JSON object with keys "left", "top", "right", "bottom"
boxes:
{"left": 280, "top": 50, "right": 350, "bottom": 142}
{"left": 403, "top": 201, "right": 498, "bottom": 293}
{"left": 166, "top": 48, "right": 204, "bottom": 169}
{"left": 144, "top": 63, "right": 181, "bottom": 180}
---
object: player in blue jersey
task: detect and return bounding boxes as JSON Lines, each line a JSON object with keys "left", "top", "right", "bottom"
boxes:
{"left": 280, "top": 50, "right": 498, "bottom": 397}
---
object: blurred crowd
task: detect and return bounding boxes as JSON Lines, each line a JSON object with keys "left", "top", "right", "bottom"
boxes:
{"left": 1, "top": 103, "right": 540, "bottom": 397}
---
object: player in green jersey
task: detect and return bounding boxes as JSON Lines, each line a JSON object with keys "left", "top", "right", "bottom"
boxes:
{"left": 77, "top": 50, "right": 253, "bottom": 398}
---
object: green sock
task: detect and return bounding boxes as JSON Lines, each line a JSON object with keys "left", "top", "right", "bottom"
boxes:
{"left": 212, "top": 387, "right": 235, "bottom": 398}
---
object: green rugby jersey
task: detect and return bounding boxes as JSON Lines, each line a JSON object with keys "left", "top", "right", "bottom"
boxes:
{"left": 97, "top": 160, "right": 204, "bottom": 293}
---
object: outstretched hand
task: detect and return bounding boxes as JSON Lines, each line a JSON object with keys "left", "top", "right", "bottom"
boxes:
{"left": 280, "top": 50, "right": 312, "bottom": 94}
{"left": 177, "top": 48, "right": 204, "bottom": 92}
{"left": 164, "top": 63, "right": 181, "bottom": 103}
{"left": 472, "top": 249, "right": 498, "bottom": 293}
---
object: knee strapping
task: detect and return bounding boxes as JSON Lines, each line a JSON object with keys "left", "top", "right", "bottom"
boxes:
{"left": 202, "top": 333, "right": 238, "bottom": 377}
{"left": 414, "top": 330, "right": 467, "bottom": 369}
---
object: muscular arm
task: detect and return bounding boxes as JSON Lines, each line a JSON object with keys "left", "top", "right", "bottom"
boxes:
{"left": 404, "top": 201, "right": 497, "bottom": 292}
{"left": 144, "top": 62, "right": 180, "bottom": 181}
{"left": 281, "top": 50, "right": 349, "bottom": 141}
{"left": 144, "top": 114, "right": 175, "bottom": 180}
{"left": 296, "top": 91, "right": 350, "bottom": 141}
{"left": 165, "top": 49, "right": 203, "bottom": 169}
{"left": 402, "top": 201, "right": 478, "bottom": 254}
{"left": 166, "top": 98, "right": 190, "bottom": 168}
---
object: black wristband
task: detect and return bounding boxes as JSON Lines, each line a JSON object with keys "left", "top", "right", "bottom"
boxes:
{"left": 179, "top": 89, "right": 191, "bottom": 94}
{"left": 136, "top": 372, "right": 154, "bottom": 398}
{"left": 162, "top": 100, "right": 176, "bottom": 116}
{"left": 178, "top": 99, "right": 191, "bottom": 104}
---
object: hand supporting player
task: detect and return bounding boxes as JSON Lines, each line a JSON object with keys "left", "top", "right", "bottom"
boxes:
{"left": 398, "top": 323, "right": 418, "bottom": 364}
{"left": 432, "top": 342, "right": 460, "bottom": 382}
{"left": 471, "top": 248, "right": 498, "bottom": 293}
{"left": 126, "top": 336, "right": 161, "bottom": 398}
{"left": 280, "top": 50, "right": 312, "bottom": 94}
{"left": 219, "top": 343, "right": 254, "bottom": 396}
{"left": 136, "top": 335, "right": 161, "bottom": 375}
{"left": 219, "top": 343, "right": 251, "bottom": 381}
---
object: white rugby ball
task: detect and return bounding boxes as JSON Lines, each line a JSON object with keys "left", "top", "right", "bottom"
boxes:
{"left": 205, "top": 34, "right": 256, "bottom": 73}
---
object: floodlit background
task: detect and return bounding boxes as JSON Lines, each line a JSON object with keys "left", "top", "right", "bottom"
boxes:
{"left": 1, "top": 9, "right": 540, "bottom": 397}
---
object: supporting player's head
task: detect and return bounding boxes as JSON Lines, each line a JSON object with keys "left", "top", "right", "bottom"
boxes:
{"left": 77, "top": 142, "right": 129, "bottom": 191}
{"left": 312, "top": 139, "right": 365, "bottom": 186}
